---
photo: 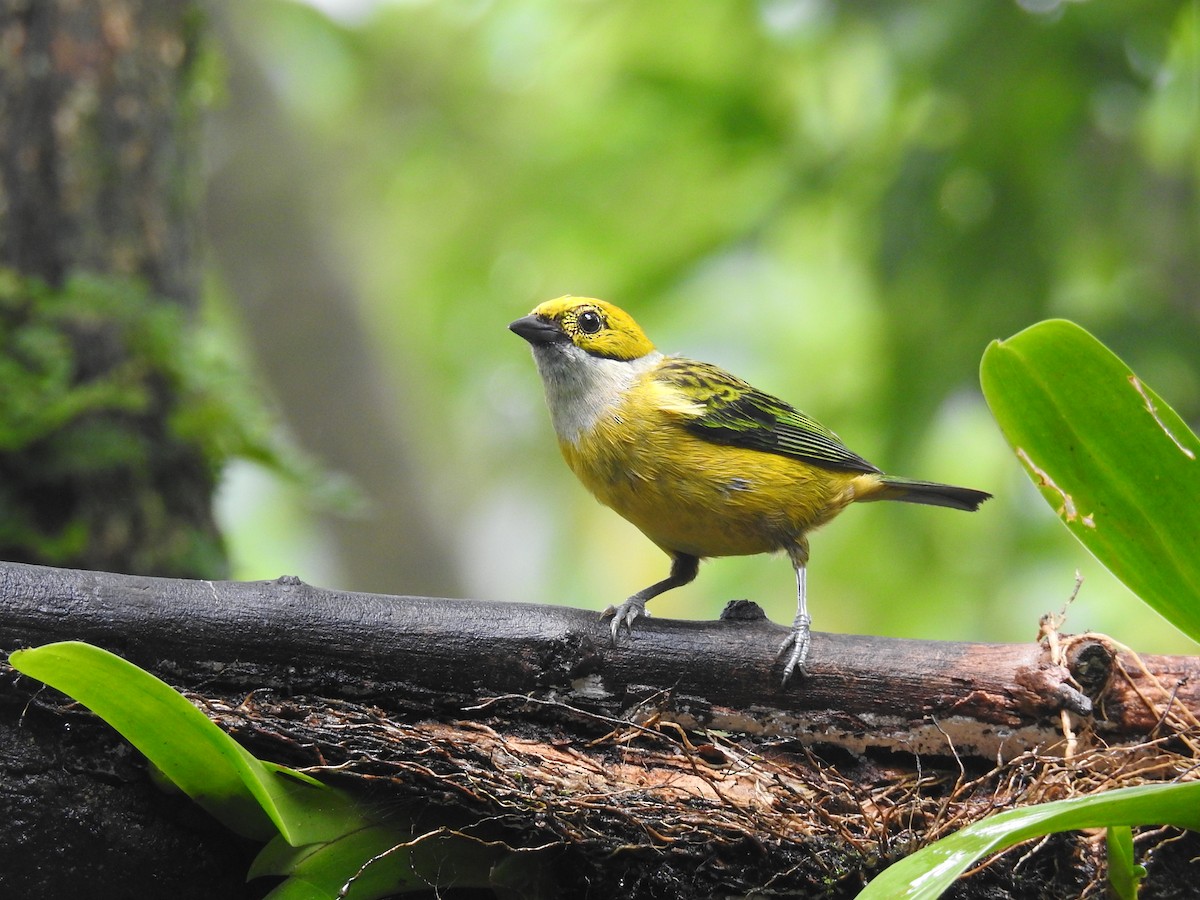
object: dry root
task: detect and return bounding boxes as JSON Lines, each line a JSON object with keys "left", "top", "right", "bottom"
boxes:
{"left": 194, "top": 634, "right": 1198, "bottom": 898}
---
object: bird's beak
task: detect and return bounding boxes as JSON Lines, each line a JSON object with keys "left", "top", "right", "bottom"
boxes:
{"left": 508, "top": 314, "right": 565, "bottom": 345}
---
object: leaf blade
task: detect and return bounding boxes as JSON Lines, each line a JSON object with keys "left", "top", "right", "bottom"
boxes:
{"left": 980, "top": 319, "right": 1200, "bottom": 642}
{"left": 9, "top": 641, "right": 352, "bottom": 844}
{"left": 857, "top": 781, "right": 1200, "bottom": 899}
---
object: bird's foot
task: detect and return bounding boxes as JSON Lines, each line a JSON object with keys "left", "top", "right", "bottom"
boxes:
{"left": 602, "top": 597, "right": 648, "bottom": 643}
{"left": 777, "top": 613, "right": 812, "bottom": 685}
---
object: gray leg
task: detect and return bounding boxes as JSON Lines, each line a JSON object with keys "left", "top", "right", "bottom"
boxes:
{"left": 778, "top": 540, "right": 811, "bottom": 684}
{"left": 604, "top": 553, "right": 699, "bottom": 642}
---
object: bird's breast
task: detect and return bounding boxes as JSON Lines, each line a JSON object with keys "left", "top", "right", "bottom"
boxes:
{"left": 558, "top": 386, "right": 869, "bottom": 558}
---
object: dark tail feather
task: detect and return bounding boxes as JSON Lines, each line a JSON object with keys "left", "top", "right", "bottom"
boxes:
{"left": 873, "top": 476, "right": 992, "bottom": 511}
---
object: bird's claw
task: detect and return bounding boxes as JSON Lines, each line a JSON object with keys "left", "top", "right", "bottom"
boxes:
{"left": 602, "top": 599, "right": 648, "bottom": 643}
{"left": 778, "top": 614, "right": 812, "bottom": 685}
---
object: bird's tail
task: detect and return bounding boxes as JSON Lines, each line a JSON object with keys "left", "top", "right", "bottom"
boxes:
{"left": 869, "top": 476, "right": 992, "bottom": 511}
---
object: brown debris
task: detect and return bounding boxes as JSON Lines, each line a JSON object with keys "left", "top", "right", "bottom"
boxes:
{"left": 192, "top": 635, "right": 1199, "bottom": 898}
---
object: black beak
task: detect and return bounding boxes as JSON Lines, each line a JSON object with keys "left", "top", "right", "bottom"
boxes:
{"left": 508, "top": 314, "right": 566, "bottom": 345}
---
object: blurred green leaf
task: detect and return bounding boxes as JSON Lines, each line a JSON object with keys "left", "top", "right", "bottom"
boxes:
{"left": 857, "top": 781, "right": 1200, "bottom": 899}
{"left": 252, "top": 825, "right": 547, "bottom": 900}
{"left": 981, "top": 319, "right": 1200, "bottom": 643}
{"left": 252, "top": 825, "right": 426, "bottom": 899}
{"left": 1106, "top": 825, "right": 1146, "bottom": 900}
{"left": 212, "top": 1, "right": 1200, "bottom": 651}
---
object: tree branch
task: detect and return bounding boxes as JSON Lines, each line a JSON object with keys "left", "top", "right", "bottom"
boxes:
{"left": 2, "top": 560, "right": 1195, "bottom": 757}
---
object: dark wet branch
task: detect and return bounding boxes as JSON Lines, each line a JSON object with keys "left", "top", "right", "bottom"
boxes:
{"left": 2, "top": 560, "right": 1196, "bottom": 759}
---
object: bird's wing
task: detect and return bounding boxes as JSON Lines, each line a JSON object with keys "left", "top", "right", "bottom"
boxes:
{"left": 654, "top": 357, "right": 882, "bottom": 474}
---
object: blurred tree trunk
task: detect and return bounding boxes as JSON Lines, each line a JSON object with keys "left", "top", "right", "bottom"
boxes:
{"left": 205, "top": 6, "right": 461, "bottom": 597}
{"left": 0, "top": 0, "right": 225, "bottom": 578}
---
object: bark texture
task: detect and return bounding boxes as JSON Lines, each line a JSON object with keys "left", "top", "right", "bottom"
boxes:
{"left": 0, "top": 0, "right": 224, "bottom": 577}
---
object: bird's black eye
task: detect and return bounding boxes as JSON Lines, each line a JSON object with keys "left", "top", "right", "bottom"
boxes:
{"left": 577, "top": 310, "right": 603, "bottom": 334}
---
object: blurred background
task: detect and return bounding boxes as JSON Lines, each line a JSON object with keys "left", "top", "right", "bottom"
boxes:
{"left": 203, "top": 0, "right": 1199, "bottom": 653}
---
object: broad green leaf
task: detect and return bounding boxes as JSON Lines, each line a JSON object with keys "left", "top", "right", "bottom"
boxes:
{"left": 11, "top": 641, "right": 437, "bottom": 894}
{"left": 981, "top": 320, "right": 1200, "bottom": 642}
{"left": 10, "top": 641, "right": 353, "bottom": 844}
{"left": 857, "top": 781, "right": 1200, "bottom": 899}
{"left": 1106, "top": 825, "right": 1145, "bottom": 900}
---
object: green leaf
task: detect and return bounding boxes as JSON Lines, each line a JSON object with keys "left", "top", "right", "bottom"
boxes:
{"left": 253, "top": 825, "right": 428, "bottom": 899}
{"left": 9, "top": 641, "right": 547, "bottom": 897}
{"left": 252, "top": 825, "right": 543, "bottom": 899}
{"left": 857, "top": 781, "right": 1200, "bottom": 899}
{"left": 9, "top": 641, "right": 349, "bottom": 844}
{"left": 1106, "top": 825, "right": 1146, "bottom": 900}
{"left": 980, "top": 319, "right": 1200, "bottom": 643}
{"left": 9, "top": 641, "right": 550, "bottom": 897}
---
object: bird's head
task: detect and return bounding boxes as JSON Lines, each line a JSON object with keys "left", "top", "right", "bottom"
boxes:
{"left": 509, "top": 297, "right": 655, "bottom": 362}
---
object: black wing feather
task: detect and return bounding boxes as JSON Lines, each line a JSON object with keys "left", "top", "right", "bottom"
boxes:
{"left": 656, "top": 358, "right": 881, "bottom": 475}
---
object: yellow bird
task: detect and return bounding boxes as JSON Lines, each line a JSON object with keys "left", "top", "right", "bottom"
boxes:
{"left": 510, "top": 296, "right": 991, "bottom": 682}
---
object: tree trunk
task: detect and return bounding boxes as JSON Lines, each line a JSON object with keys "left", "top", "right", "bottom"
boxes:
{"left": 2, "top": 560, "right": 1198, "bottom": 898}
{"left": 0, "top": 0, "right": 224, "bottom": 577}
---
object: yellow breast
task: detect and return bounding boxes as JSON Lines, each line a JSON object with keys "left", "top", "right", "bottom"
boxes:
{"left": 557, "top": 373, "right": 881, "bottom": 558}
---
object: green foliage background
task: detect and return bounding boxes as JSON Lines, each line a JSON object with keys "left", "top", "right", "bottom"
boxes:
{"left": 211, "top": 0, "right": 1199, "bottom": 653}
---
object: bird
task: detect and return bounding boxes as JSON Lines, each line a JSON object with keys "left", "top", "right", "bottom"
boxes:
{"left": 509, "top": 296, "right": 991, "bottom": 683}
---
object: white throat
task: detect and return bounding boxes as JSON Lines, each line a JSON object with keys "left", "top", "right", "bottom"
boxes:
{"left": 528, "top": 343, "right": 663, "bottom": 444}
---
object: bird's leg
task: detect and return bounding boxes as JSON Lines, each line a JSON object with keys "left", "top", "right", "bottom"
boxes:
{"left": 778, "top": 540, "right": 811, "bottom": 684}
{"left": 604, "top": 553, "right": 699, "bottom": 642}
